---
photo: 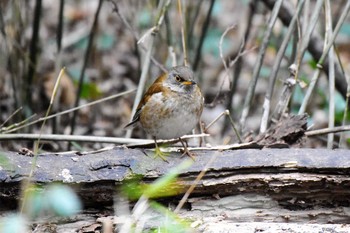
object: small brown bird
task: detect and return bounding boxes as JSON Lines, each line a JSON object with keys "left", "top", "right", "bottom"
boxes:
{"left": 126, "top": 66, "right": 204, "bottom": 160}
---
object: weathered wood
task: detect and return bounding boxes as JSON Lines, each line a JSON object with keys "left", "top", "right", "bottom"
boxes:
{"left": 1, "top": 148, "right": 350, "bottom": 210}
{"left": 2, "top": 148, "right": 350, "bottom": 232}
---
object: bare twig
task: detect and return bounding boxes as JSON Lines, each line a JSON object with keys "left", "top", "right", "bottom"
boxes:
{"left": 299, "top": 0, "right": 350, "bottom": 114}
{"left": 325, "top": 0, "right": 335, "bottom": 149}
{"left": 108, "top": 0, "right": 167, "bottom": 72}
{"left": 177, "top": 0, "right": 188, "bottom": 66}
{"left": 338, "top": 58, "right": 350, "bottom": 148}
{"left": 271, "top": 64, "right": 297, "bottom": 121}
{"left": 260, "top": 1, "right": 304, "bottom": 132}
{"left": 0, "top": 133, "right": 209, "bottom": 148}
{"left": 26, "top": 0, "right": 42, "bottom": 113}
{"left": 224, "top": 1, "right": 256, "bottom": 119}
{"left": 205, "top": 110, "right": 242, "bottom": 143}
{"left": 52, "top": 0, "right": 65, "bottom": 134}
{"left": 57, "top": 0, "right": 64, "bottom": 52}
{"left": 261, "top": 0, "right": 348, "bottom": 102}
{"left": 187, "top": 1, "right": 203, "bottom": 53}
{"left": 219, "top": 25, "right": 237, "bottom": 71}
{"left": 1, "top": 89, "right": 136, "bottom": 134}
{"left": 239, "top": 0, "right": 284, "bottom": 131}
{"left": 0, "top": 114, "right": 37, "bottom": 133}
{"left": 174, "top": 151, "right": 218, "bottom": 213}
{"left": 193, "top": 0, "right": 215, "bottom": 71}
{"left": 260, "top": 0, "right": 305, "bottom": 132}
{"left": 69, "top": 0, "right": 103, "bottom": 140}
{"left": 21, "top": 67, "right": 65, "bottom": 214}
{"left": 306, "top": 125, "right": 350, "bottom": 137}
{"left": 0, "top": 107, "right": 23, "bottom": 128}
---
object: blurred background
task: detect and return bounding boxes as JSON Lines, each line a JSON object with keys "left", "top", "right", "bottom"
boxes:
{"left": 1, "top": 0, "right": 350, "bottom": 151}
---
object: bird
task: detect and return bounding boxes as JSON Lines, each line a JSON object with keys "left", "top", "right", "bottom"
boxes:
{"left": 125, "top": 65, "right": 204, "bottom": 161}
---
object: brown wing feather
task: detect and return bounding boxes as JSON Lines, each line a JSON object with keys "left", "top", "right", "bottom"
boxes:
{"left": 124, "top": 73, "right": 168, "bottom": 128}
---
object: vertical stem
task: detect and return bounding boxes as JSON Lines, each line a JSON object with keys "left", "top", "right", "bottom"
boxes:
{"left": 26, "top": 0, "right": 42, "bottom": 115}
{"left": 299, "top": 0, "right": 350, "bottom": 114}
{"left": 178, "top": 0, "right": 188, "bottom": 66}
{"left": 69, "top": 0, "right": 103, "bottom": 140}
{"left": 221, "top": 0, "right": 255, "bottom": 136}
{"left": 57, "top": 0, "right": 65, "bottom": 52}
{"left": 325, "top": 0, "right": 335, "bottom": 148}
{"left": 193, "top": 0, "right": 215, "bottom": 71}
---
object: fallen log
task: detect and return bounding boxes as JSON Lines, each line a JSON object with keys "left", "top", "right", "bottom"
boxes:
{"left": 1, "top": 148, "right": 350, "bottom": 210}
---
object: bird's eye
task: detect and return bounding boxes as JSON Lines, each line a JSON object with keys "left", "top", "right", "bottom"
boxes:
{"left": 175, "top": 75, "right": 182, "bottom": 82}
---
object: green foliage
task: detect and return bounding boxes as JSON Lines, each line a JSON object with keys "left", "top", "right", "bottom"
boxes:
{"left": 0, "top": 183, "right": 81, "bottom": 232}
{"left": 68, "top": 68, "right": 102, "bottom": 99}
{"left": 122, "top": 159, "right": 192, "bottom": 200}
{"left": 308, "top": 59, "right": 318, "bottom": 69}
{"left": 120, "top": 160, "right": 195, "bottom": 232}
{"left": 22, "top": 183, "right": 82, "bottom": 218}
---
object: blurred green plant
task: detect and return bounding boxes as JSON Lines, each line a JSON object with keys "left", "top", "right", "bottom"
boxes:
{"left": 68, "top": 68, "right": 102, "bottom": 99}
{"left": 0, "top": 183, "right": 82, "bottom": 233}
{"left": 119, "top": 159, "right": 194, "bottom": 232}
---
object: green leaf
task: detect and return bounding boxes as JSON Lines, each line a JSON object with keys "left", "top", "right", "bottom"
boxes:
{"left": 121, "top": 160, "right": 193, "bottom": 200}
{"left": 121, "top": 175, "right": 149, "bottom": 200}
{"left": 143, "top": 159, "right": 192, "bottom": 198}
{"left": 67, "top": 68, "right": 102, "bottom": 99}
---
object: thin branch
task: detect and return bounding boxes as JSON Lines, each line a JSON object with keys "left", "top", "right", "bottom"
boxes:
{"left": 338, "top": 56, "right": 350, "bottom": 148}
{"left": 69, "top": 0, "right": 103, "bottom": 139}
{"left": 306, "top": 125, "right": 350, "bottom": 137}
{"left": 52, "top": 0, "right": 65, "bottom": 134}
{"left": 239, "top": 0, "right": 285, "bottom": 131}
{"left": 222, "top": 0, "right": 256, "bottom": 134}
{"left": 193, "top": 0, "right": 215, "bottom": 71}
{"left": 57, "top": 0, "right": 64, "bottom": 52}
{"left": 205, "top": 110, "right": 242, "bottom": 143}
{"left": 26, "top": 0, "right": 42, "bottom": 112}
{"left": 271, "top": 64, "right": 297, "bottom": 121}
{"left": 21, "top": 67, "right": 65, "bottom": 214}
{"left": 187, "top": 1, "right": 203, "bottom": 53}
{"left": 0, "top": 107, "right": 23, "bottom": 128}
{"left": 177, "top": 0, "right": 188, "bottom": 66}
{"left": 174, "top": 151, "right": 218, "bottom": 213}
{"left": 1, "top": 89, "right": 136, "bottom": 134}
{"left": 260, "top": 0, "right": 305, "bottom": 132}
{"left": 325, "top": 0, "right": 335, "bottom": 149}
{"left": 299, "top": 0, "right": 350, "bottom": 114}
{"left": 108, "top": 0, "right": 167, "bottom": 72}
{"left": 0, "top": 133, "right": 209, "bottom": 147}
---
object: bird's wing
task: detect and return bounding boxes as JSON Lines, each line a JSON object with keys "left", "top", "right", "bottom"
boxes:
{"left": 124, "top": 73, "right": 167, "bottom": 128}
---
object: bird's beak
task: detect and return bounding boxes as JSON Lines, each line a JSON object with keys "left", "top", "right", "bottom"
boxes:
{"left": 182, "top": 80, "right": 196, "bottom": 85}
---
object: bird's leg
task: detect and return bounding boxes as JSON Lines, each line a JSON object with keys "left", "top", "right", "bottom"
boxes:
{"left": 179, "top": 138, "right": 195, "bottom": 160}
{"left": 153, "top": 137, "right": 169, "bottom": 162}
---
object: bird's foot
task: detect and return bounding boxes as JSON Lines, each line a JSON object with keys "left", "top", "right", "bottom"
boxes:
{"left": 153, "top": 146, "right": 169, "bottom": 162}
